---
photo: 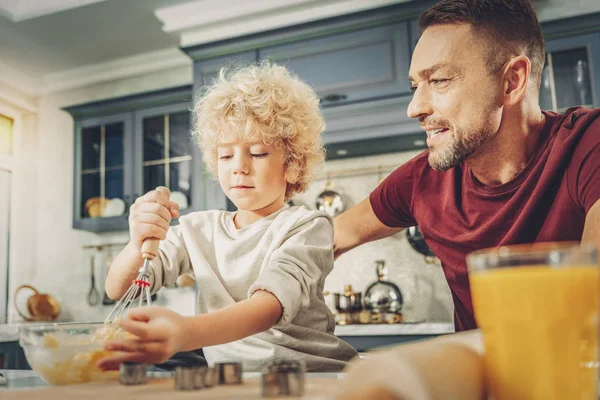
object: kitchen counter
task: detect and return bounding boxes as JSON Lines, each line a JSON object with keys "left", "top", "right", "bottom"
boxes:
{"left": 334, "top": 322, "right": 455, "bottom": 351}
{"left": 334, "top": 322, "right": 454, "bottom": 336}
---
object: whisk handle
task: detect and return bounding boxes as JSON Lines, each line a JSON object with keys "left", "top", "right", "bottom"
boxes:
{"left": 141, "top": 239, "right": 159, "bottom": 260}
{"left": 141, "top": 186, "right": 171, "bottom": 260}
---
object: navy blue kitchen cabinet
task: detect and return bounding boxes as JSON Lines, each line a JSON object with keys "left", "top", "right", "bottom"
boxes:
{"left": 0, "top": 341, "right": 29, "bottom": 370}
{"left": 539, "top": 32, "right": 600, "bottom": 112}
{"left": 65, "top": 86, "right": 195, "bottom": 232}
{"left": 259, "top": 22, "right": 412, "bottom": 107}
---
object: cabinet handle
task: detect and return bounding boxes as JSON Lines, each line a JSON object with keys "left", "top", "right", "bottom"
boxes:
{"left": 320, "top": 94, "right": 348, "bottom": 103}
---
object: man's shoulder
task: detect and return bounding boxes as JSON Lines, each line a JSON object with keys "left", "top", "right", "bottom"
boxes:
{"left": 548, "top": 107, "right": 600, "bottom": 136}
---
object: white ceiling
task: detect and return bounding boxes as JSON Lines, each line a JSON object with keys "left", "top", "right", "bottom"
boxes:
{"left": 0, "top": 0, "right": 599, "bottom": 97}
{"left": 0, "top": 0, "right": 106, "bottom": 22}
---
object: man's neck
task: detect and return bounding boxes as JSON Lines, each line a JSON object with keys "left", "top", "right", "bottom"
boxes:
{"left": 467, "top": 105, "right": 546, "bottom": 187}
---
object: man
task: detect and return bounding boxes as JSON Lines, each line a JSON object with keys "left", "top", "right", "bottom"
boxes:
{"left": 333, "top": 0, "right": 600, "bottom": 331}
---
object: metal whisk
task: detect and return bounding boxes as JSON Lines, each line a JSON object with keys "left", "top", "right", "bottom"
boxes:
{"left": 105, "top": 238, "right": 160, "bottom": 324}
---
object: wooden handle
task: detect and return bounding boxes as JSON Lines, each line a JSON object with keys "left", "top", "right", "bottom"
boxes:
{"left": 141, "top": 186, "right": 171, "bottom": 260}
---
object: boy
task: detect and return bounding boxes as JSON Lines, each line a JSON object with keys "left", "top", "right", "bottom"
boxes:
{"left": 98, "top": 62, "right": 358, "bottom": 372}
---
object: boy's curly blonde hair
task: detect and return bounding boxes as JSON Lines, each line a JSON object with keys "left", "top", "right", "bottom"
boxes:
{"left": 193, "top": 61, "right": 325, "bottom": 201}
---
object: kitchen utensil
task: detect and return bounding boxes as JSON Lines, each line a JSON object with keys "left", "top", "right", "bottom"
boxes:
{"left": 87, "top": 253, "right": 100, "bottom": 306}
{"left": 119, "top": 362, "right": 147, "bottom": 385}
{"left": 105, "top": 187, "right": 171, "bottom": 324}
{"left": 315, "top": 178, "right": 345, "bottom": 217}
{"left": 261, "top": 360, "right": 305, "bottom": 397}
{"left": 104, "top": 238, "right": 157, "bottom": 323}
{"left": 406, "top": 226, "right": 438, "bottom": 264}
{"left": 14, "top": 285, "right": 60, "bottom": 322}
{"left": 364, "top": 260, "right": 403, "bottom": 314}
{"left": 328, "top": 285, "right": 362, "bottom": 313}
{"left": 102, "top": 247, "right": 116, "bottom": 305}
{"left": 216, "top": 362, "right": 243, "bottom": 384}
{"left": 174, "top": 366, "right": 196, "bottom": 390}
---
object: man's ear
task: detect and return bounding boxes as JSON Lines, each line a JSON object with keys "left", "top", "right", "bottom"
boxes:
{"left": 502, "top": 55, "right": 530, "bottom": 107}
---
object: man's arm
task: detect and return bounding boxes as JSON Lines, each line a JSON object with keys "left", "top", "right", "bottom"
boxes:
{"left": 333, "top": 197, "right": 404, "bottom": 259}
{"left": 582, "top": 198, "right": 600, "bottom": 252}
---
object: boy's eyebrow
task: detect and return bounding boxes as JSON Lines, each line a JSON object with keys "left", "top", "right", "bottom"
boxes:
{"left": 408, "top": 63, "right": 451, "bottom": 82}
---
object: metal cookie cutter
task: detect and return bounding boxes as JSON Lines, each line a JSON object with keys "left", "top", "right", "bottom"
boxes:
{"left": 203, "top": 366, "right": 218, "bottom": 387}
{"left": 174, "top": 366, "right": 198, "bottom": 390}
{"left": 119, "top": 362, "right": 147, "bottom": 385}
{"left": 261, "top": 360, "right": 305, "bottom": 397}
{"left": 215, "top": 362, "right": 243, "bottom": 384}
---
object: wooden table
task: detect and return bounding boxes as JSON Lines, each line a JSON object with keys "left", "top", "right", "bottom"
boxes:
{"left": 1, "top": 370, "right": 343, "bottom": 399}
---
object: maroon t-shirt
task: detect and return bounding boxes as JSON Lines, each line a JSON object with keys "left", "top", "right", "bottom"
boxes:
{"left": 370, "top": 107, "right": 600, "bottom": 331}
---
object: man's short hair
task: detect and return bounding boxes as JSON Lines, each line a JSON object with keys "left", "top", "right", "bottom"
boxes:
{"left": 419, "top": 0, "right": 545, "bottom": 89}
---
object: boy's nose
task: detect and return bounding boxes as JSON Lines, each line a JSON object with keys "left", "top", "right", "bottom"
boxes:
{"left": 232, "top": 155, "right": 250, "bottom": 174}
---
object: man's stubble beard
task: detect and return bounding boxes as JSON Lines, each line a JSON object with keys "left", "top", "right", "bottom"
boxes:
{"left": 428, "top": 126, "right": 492, "bottom": 171}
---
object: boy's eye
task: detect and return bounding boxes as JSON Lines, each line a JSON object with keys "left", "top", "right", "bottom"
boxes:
{"left": 410, "top": 85, "right": 417, "bottom": 92}
{"left": 251, "top": 153, "right": 268, "bottom": 158}
{"left": 218, "top": 155, "right": 232, "bottom": 160}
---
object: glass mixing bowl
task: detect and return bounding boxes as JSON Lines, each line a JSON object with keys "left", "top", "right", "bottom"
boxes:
{"left": 19, "top": 322, "right": 127, "bottom": 385}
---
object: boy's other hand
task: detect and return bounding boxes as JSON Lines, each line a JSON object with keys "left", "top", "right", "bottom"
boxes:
{"left": 96, "top": 306, "right": 190, "bottom": 370}
{"left": 128, "top": 186, "right": 180, "bottom": 251}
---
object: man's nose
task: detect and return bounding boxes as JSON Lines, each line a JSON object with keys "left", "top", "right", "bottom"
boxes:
{"left": 407, "top": 85, "right": 433, "bottom": 120}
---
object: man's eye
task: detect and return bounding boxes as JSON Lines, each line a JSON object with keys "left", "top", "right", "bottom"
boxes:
{"left": 251, "top": 153, "right": 268, "bottom": 158}
{"left": 410, "top": 85, "right": 418, "bottom": 92}
{"left": 431, "top": 79, "right": 449, "bottom": 85}
{"left": 219, "top": 155, "right": 232, "bottom": 160}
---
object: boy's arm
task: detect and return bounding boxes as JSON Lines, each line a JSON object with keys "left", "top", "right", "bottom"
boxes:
{"left": 97, "top": 290, "right": 281, "bottom": 369}
{"left": 183, "top": 290, "right": 282, "bottom": 350}
{"left": 105, "top": 242, "right": 145, "bottom": 300}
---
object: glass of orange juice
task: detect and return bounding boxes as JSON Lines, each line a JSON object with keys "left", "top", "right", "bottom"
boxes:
{"left": 467, "top": 242, "right": 599, "bottom": 400}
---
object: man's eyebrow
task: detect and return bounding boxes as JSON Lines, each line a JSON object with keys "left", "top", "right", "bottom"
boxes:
{"left": 408, "top": 63, "right": 451, "bottom": 82}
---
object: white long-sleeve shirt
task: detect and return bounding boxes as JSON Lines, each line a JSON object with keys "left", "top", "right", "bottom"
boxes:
{"left": 147, "top": 205, "right": 357, "bottom": 372}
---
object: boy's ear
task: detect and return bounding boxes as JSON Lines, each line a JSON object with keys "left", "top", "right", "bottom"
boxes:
{"left": 285, "top": 168, "right": 300, "bottom": 184}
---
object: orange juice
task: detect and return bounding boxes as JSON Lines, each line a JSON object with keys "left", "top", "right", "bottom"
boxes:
{"left": 470, "top": 266, "right": 599, "bottom": 400}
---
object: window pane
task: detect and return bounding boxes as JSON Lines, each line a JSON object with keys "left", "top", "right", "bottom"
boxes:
{"left": 144, "top": 164, "right": 165, "bottom": 194}
{"left": 169, "top": 112, "right": 191, "bottom": 158}
{"left": 81, "top": 172, "right": 100, "bottom": 219}
{"left": 105, "top": 168, "right": 124, "bottom": 200}
{"left": 81, "top": 126, "right": 101, "bottom": 170}
{"left": 143, "top": 116, "right": 165, "bottom": 162}
{"left": 539, "top": 59, "right": 553, "bottom": 111}
{"left": 105, "top": 122, "right": 124, "bottom": 168}
{"left": 169, "top": 160, "right": 191, "bottom": 210}
{"left": 552, "top": 48, "right": 593, "bottom": 110}
{"left": 0, "top": 115, "right": 13, "bottom": 156}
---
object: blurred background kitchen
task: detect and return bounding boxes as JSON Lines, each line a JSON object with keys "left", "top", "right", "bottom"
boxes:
{"left": 1, "top": 0, "right": 600, "bottom": 367}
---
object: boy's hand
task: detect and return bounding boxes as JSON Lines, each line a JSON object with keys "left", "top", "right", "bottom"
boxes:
{"left": 97, "top": 306, "right": 191, "bottom": 371}
{"left": 129, "top": 187, "right": 179, "bottom": 251}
